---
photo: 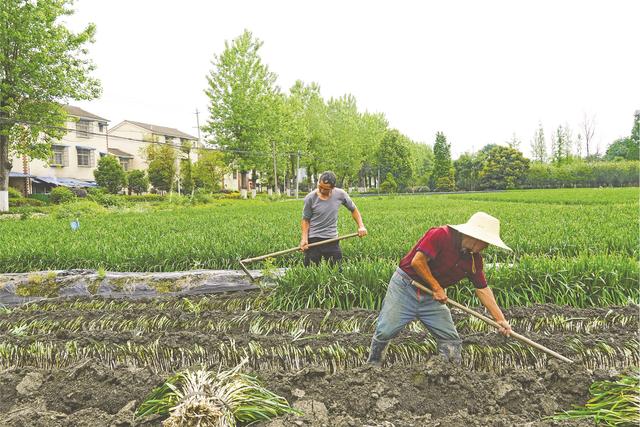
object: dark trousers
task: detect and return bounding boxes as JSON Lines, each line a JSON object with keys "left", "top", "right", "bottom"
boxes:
{"left": 303, "top": 237, "right": 343, "bottom": 266}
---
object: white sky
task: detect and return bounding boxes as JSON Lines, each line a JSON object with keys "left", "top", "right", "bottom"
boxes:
{"left": 67, "top": 0, "right": 639, "bottom": 158}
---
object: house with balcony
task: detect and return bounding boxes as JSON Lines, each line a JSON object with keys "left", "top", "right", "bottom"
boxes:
{"left": 9, "top": 105, "right": 109, "bottom": 194}
{"left": 108, "top": 120, "right": 240, "bottom": 191}
{"left": 107, "top": 120, "right": 199, "bottom": 173}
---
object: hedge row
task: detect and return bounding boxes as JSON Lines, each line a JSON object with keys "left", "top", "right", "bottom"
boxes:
{"left": 521, "top": 161, "right": 639, "bottom": 188}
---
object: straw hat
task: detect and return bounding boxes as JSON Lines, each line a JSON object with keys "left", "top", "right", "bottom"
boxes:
{"left": 449, "top": 212, "right": 512, "bottom": 251}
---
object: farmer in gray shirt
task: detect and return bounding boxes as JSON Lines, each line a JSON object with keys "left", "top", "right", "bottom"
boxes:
{"left": 300, "top": 171, "right": 367, "bottom": 266}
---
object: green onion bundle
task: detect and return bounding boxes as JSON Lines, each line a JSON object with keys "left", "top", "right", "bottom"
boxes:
{"left": 552, "top": 372, "right": 639, "bottom": 426}
{"left": 135, "top": 359, "right": 299, "bottom": 426}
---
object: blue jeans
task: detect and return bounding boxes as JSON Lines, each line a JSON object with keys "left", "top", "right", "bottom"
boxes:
{"left": 372, "top": 268, "right": 461, "bottom": 347}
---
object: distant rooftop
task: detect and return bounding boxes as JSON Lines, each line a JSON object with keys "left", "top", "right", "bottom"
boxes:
{"left": 63, "top": 105, "right": 108, "bottom": 122}
{"left": 108, "top": 148, "right": 134, "bottom": 159}
{"left": 124, "top": 120, "right": 197, "bottom": 140}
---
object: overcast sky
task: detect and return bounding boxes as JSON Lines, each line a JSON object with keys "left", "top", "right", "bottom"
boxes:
{"left": 66, "top": 0, "right": 639, "bottom": 158}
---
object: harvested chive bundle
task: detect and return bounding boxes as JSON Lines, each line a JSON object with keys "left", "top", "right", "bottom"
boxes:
{"left": 551, "top": 372, "right": 640, "bottom": 426}
{"left": 135, "top": 359, "right": 299, "bottom": 426}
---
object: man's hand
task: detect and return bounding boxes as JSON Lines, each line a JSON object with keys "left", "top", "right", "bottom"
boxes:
{"left": 496, "top": 319, "right": 512, "bottom": 336}
{"left": 299, "top": 239, "right": 309, "bottom": 252}
{"left": 358, "top": 226, "right": 368, "bottom": 237}
{"left": 432, "top": 287, "right": 448, "bottom": 303}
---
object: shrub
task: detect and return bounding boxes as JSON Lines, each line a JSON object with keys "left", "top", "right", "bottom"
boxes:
{"left": 380, "top": 173, "right": 398, "bottom": 193}
{"left": 8, "top": 187, "right": 23, "bottom": 199}
{"left": 209, "top": 191, "right": 241, "bottom": 199}
{"left": 127, "top": 194, "right": 166, "bottom": 203}
{"left": 70, "top": 187, "right": 88, "bottom": 198}
{"left": 53, "top": 200, "right": 106, "bottom": 219}
{"left": 29, "top": 194, "right": 50, "bottom": 203}
{"left": 9, "top": 198, "right": 45, "bottom": 207}
{"left": 50, "top": 186, "right": 75, "bottom": 204}
{"left": 94, "top": 155, "right": 127, "bottom": 194}
{"left": 190, "top": 188, "right": 212, "bottom": 204}
{"left": 127, "top": 170, "right": 149, "bottom": 195}
{"left": 435, "top": 176, "right": 455, "bottom": 192}
{"left": 87, "top": 188, "right": 124, "bottom": 207}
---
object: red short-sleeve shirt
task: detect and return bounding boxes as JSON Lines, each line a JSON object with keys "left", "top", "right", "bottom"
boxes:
{"left": 399, "top": 226, "right": 487, "bottom": 289}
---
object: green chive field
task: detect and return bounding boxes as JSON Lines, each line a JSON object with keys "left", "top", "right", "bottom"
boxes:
{"left": 0, "top": 187, "right": 638, "bottom": 426}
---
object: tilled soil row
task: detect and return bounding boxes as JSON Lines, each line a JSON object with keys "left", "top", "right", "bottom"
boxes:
{"left": 0, "top": 357, "right": 629, "bottom": 426}
{"left": 1, "top": 298, "right": 637, "bottom": 426}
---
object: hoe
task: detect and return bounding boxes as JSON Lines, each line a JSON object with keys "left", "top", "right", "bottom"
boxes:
{"left": 238, "top": 232, "right": 359, "bottom": 282}
{"left": 410, "top": 280, "right": 574, "bottom": 363}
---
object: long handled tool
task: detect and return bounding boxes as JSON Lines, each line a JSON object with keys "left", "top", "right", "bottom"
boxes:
{"left": 410, "top": 280, "right": 574, "bottom": 363}
{"left": 239, "top": 232, "right": 360, "bottom": 281}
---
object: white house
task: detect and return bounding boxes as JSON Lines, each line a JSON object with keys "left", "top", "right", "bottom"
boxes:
{"left": 109, "top": 120, "right": 240, "bottom": 191}
{"left": 9, "top": 105, "right": 109, "bottom": 195}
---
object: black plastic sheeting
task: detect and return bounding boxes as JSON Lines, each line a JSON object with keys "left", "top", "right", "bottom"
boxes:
{"left": 0, "top": 269, "right": 266, "bottom": 308}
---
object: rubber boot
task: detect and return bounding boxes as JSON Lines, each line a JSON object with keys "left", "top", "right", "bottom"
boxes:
{"left": 367, "top": 337, "right": 388, "bottom": 367}
{"left": 437, "top": 340, "right": 463, "bottom": 365}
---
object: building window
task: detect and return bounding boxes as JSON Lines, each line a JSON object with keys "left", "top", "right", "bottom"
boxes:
{"left": 76, "top": 120, "right": 92, "bottom": 138}
{"left": 77, "top": 148, "right": 94, "bottom": 167}
{"left": 119, "top": 158, "right": 130, "bottom": 171}
{"left": 98, "top": 123, "right": 106, "bottom": 133}
{"left": 51, "top": 146, "right": 68, "bottom": 167}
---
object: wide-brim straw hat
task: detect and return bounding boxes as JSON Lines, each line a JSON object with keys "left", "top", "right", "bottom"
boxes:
{"left": 448, "top": 211, "right": 512, "bottom": 251}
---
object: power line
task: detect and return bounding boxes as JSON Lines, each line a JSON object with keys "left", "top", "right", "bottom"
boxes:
{"left": 0, "top": 117, "right": 310, "bottom": 158}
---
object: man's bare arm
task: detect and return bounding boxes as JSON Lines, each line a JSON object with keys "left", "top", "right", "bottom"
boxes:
{"left": 475, "top": 287, "right": 511, "bottom": 336}
{"left": 410, "top": 251, "right": 447, "bottom": 303}
{"left": 351, "top": 208, "right": 367, "bottom": 237}
{"left": 300, "top": 219, "right": 310, "bottom": 251}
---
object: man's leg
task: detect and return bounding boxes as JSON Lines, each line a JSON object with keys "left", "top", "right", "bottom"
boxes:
{"left": 417, "top": 293, "right": 463, "bottom": 364}
{"left": 321, "top": 241, "right": 342, "bottom": 265}
{"left": 368, "top": 271, "right": 417, "bottom": 366}
{"left": 304, "top": 238, "right": 323, "bottom": 266}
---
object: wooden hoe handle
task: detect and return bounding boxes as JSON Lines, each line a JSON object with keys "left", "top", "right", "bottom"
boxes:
{"left": 240, "top": 232, "right": 359, "bottom": 264}
{"left": 410, "top": 280, "right": 574, "bottom": 364}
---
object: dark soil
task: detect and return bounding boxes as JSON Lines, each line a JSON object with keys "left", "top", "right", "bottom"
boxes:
{"left": 0, "top": 295, "right": 637, "bottom": 426}
{"left": 0, "top": 358, "right": 622, "bottom": 426}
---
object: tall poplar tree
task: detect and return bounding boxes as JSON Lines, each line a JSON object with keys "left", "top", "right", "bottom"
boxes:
{"left": 0, "top": 0, "right": 101, "bottom": 211}
{"left": 430, "top": 132, "right": 455, "bottom": 191}
{"left": 203, "top": 30, "right": 279, "bottom": 198}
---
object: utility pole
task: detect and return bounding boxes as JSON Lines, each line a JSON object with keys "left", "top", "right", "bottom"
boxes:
{"left": 194, "top": 109, "right": 202, "bottom": 150}
{"left": 295, "top": 150, "right": 300, "bottom": 199}
{"left": 272, "top": 140, "right": 279, "bottom": 195}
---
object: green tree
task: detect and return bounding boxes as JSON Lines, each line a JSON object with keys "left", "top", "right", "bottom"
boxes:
{"left": 408, "top": 142, "right": 434, "bottom": 187}
{"left": 605, "top": 137, "right": 633, "bottom": 161}
{"left": 380, "top": 172, "right": 397, "bottom": 193}
{"left": 127, "top": 170, "right": 149, "bottom": 195}
{"left": 203, "top": 30, "right": 278, "bottom": 197}
{"left": 0, "top": 0, "right": 101, "bottom": 211}
{"left": 358, "top": 112, "right": 388, "bottom": 189}
{"left": 303, "top": 83, "right": 330, "bottom": 184}
{"left": 605, "top": 112, "right": 640, "bottom": 161}
{"left": 627, "top": 111, "right": 639, "bottom": 160}
{"left": 94, "top": 155, "right": 126, "bottom": 194}
{"left": 375, "top": 129, "right": 413, "bottom": 191}
{"left": 179, "top": 141, "right": 194, "bottom": 195}
{"left": 530, "top": 122, "right": 547, "bottom": 163}
{"left": 507, "top": 133, "right": 522, "bottom": 150}
{"left": 430, "top": 132, "right": 455, "bottom": 191}
{"left": 551, "top": 125, "right": 574, "bottom": 164}
{"left": 479, "top": 146, "right": 530, "bottom": 189}
{"left": 454, "top": 152, "right": 484, "bottom": 191}
{"left": 193, "top": 149, "right": 228, "bottom": 192}
{"left": 144, "top": 143, "right": 177, "bottom": 193}
{"left": 324, "top": 94, "right": 362, "bottom": 187}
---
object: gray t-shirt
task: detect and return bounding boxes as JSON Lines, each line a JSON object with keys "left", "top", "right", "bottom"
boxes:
{"left": 302, "top": 188, "right": 357, "bottom": 239}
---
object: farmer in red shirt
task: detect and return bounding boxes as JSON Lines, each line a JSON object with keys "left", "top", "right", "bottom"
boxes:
{"left": 367, "top": 212, "right": 512, "bottom": 366}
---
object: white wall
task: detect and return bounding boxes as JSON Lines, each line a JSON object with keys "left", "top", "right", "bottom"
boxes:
{"left": 10, "top": 117, "right": 108, "bottom": 182}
